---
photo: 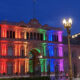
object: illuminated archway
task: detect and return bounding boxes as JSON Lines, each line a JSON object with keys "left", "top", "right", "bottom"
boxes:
{"left": 29, "top": 48, "right": 41, "bottom": 75}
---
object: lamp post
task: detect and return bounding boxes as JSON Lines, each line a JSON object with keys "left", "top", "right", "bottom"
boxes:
{"left": 63, "top": 18, "right": 73, "bottom": 80}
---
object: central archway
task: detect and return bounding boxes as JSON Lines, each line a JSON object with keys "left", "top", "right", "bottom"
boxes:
{"left": 29, "top": 48, "right": 41, "bottom": 75}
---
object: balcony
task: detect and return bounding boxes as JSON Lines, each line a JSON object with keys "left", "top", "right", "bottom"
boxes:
{"left": 0, "top": 38, "right": 62, "bottom": 44}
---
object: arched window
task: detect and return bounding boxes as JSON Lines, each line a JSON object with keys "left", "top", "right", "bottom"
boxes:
{"left": 8, "top": 46, "right": 13, "bottom": 56}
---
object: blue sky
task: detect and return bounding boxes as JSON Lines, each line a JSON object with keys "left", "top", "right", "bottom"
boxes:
{"left": 0, "top": 0, "right": 80, "bottom": 35}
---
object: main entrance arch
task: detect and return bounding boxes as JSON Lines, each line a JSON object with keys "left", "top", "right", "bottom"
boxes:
{"left": 29, "top": 48, "right": 41, "bottom": 75}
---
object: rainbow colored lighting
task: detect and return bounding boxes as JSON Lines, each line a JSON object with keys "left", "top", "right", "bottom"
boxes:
{"left": 0, "top": 23, "right": 64, "bottom": 75}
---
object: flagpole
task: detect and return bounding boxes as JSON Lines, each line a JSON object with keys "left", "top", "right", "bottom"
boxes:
{"left": 33, "top": 0, "right": 36, "bottom": 19}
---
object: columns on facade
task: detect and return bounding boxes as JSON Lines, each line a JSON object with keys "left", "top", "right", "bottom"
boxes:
{"left": 48, "top": 45, "right": 55, "bottom": 73}
{"left": 0, "top": 59, "right": 7, "bottom": 74}
{"left": 58, "top": 31, "right": 62, "bottom": 42}
{"left": 57, "top": 31, "right": 64, "bottom": 72}
{"left": 58, "top": 45, "right": 64, "bottom": 72}
{"left": 25, "top": 59, "right": 29, "bottom": 73}
{"left": 14, "top": 44, "right": 21, "bottom": 56}
{"left": 1, "top": 43, "right": 7, "bottom": 56}
{"left": 1, "top": 25, "right": 7, "bottom": 38}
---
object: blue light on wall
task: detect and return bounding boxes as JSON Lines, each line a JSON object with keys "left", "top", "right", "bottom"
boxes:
{"left": 50, "top": 59, "right": 54, "bottom": 72}
{"left": 48, "top": 45, "right": 54, "bottom": 56}
{"left": 47, "top": 43, "right": 55, "bottom": 72}
{"left": 47, "top": 30, "right": 54, "bottom": 41}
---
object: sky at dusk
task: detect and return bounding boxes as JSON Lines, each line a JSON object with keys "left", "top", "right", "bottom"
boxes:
{"left": 0, "top": 0, "right": 80, "bottom": 35}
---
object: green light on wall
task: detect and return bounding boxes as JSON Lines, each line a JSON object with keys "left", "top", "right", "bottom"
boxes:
{"left": 40, "top": 59, "right": 44, "bottom": 72}
{"left": 45, "top": 59, "right": 47, "bottom": 72}
{"left": 34, "top": 48, "right": 40, "bottom": 53}
{"left": 29, "top": 60, "right": 33, "bottom": 72}
{"left": 43, "top": 32, "right": 46, "bottom": 40}
{"left": 42, "top": 43, "right": 46, "bottom": 56}
{"left": 43, "top": 46, "right": 46, "bottom": 56}
{"left": 38, "top": 29, "right": 46, "bottom": 41}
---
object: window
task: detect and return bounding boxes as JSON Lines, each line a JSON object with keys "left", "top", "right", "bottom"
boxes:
{"left": 7, "top": 31, "right": 9, "bottom": 38}
{"left": 7, "top": 31, "right": 15, "bottom": 39}
{"left": 54, "top": 35, "right": 58, "bottom": 42}
{"left": 34, "top": 32, "right": 36, "bottom": 40}
{"left": 7, "top": 63, "right": 13, "bottom": 75}
{"left": 46, "top": 48, "right": 49, "bottom": 57}
{"left": 37, "top": 33, "right": 39, "bottom": 40}
{"left": 56, "top": 35, "right": 58, "bottom": 42}
{"left": 26, "top": 32, "right": 29, "bottom": 40}
{"left": 21, "top": 49, "right": 24, "bottom": 57}
{"left": 30, "top": 32, "right": 33, "bottom": 40}
{"left": 10, "top": 31, "right": 12, "bottom": 38}
{"left": 13, "top": 31, "right": 15, "bottom": 39}
{"left": 52, "top": 34, "right": 54, "bottom": 41}
{"left": 40, "top": 34, "right": 43, "bottom": 41}
{"left": 8, "top": 46, "right": 13, "bottom": 56}
{"left": 54, "top": 47, "right": 58, "bottom": 57}
{"left": 64, "top": 51, "right": 68, "bottom": 58}
{"left": 21, "top": 32, "right": 24, "bottom": 39}
{"left": 72, "top": 51, "right": 76, "bottom": 58}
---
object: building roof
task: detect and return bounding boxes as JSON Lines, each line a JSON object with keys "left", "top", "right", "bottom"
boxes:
{"left": 0, "top": 19, "right": 62, "bottom": 31}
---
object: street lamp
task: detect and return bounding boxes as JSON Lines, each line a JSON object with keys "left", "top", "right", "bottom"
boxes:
{"left": 63, "top": 18, "right": 73, "bottom": 80}
{"left": 78, "top": 56, "right": 80, "bottom": 60}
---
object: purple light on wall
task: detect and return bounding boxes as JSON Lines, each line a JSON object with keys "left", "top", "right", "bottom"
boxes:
{"left": 59, "top": 59, "right": 64, "bottom": 71}
{"left": 58, "top": 31, "right": 62, "bottom": 42}
{"left": 58, "top": 46, "right": 63, "bottom": 57}
{"left": 58, "top": 45, "right": 64, "bottom": 71}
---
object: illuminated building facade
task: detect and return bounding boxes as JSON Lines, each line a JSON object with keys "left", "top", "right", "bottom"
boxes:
{"left": 0, "top": 19, "right": 64, "bottom": 76}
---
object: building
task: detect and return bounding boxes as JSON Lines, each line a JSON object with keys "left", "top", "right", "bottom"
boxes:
{"left": 63, "top": 34, "right": 80, "bottom": 77}
{"left": 0, "top": 19, "right": 64, "bottom": 77}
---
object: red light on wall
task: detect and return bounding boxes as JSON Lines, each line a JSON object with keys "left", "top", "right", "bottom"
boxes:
{"left": 1, "top": 25, "right": 7, "bottom": 38}
{"left": 0, "top": 59, "right": 7, "bottom": 74}
{"left": 1, "top": 44, "right": 7, "bottom": 56}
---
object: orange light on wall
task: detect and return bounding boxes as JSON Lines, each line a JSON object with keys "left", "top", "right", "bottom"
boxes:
{"left": 24, "top": 45, "right": 27, "bottom": 56}
{"left": 15, "top": 29, "right": 17, "bottom": 39}
{"left": 25, "top": 59, "right": 28, "bottom": 73}
{"left": 18, "top": 31, "right": 21, "bottom": 39}
{"left": 26, "top": 59, "right": 29, "bottom": 72}
{"left": 24, "top": 31, "right": 26, "bottom": 39}
{"left": 19, "top": 61, "right": 21, "bottom": 74}
{"left": 14, "top": 61, "right": 17, "bottom": 73}
{"left": 14, "top": 44, "right": 21, "bottom": 56}
{"left": 19, "top": 45, "right": 21, "bottom": 56}
{"left": 15, "top": 45, "right": 17, "bottom": 56}
{"left": 15, "top": 29, "right": 21, "bottom": 39}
